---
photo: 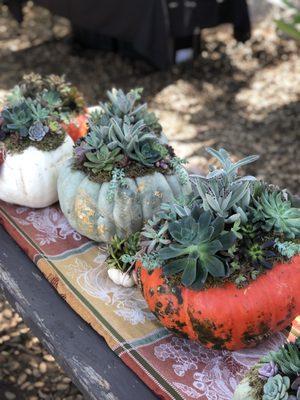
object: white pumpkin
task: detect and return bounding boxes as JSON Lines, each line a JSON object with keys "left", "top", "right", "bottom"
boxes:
{"left": 0, "top": 135, "right": 73, "bottom": 208}
{"left": 107, "top": 268, "right": 135, "bottom": 288}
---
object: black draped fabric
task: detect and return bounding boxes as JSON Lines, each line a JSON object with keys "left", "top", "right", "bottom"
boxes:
{"left": 6, "top": 0, "right": 251, "bottom": 69}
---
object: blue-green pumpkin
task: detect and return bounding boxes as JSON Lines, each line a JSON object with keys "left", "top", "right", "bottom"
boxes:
{"left": 57, "top": 159, "right": 192, "bottom": 242}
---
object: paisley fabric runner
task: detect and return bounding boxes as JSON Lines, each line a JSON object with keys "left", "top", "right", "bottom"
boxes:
{"left": 0, "top": 201, "right": 299, "bottom": 400}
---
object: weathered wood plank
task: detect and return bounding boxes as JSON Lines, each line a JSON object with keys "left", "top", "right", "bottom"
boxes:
{"left": 0, "top": 224, "right": 158, "bottom": 400}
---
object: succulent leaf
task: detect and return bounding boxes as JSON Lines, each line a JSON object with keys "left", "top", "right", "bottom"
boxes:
{"left": 252, "top": 190, "right": 300, "bottom": 239}
{"left": 191, "top": 148, "right": 258, "bottom": 222}
{"left": 157, "top": 207, "right": 235, "bottom": 288}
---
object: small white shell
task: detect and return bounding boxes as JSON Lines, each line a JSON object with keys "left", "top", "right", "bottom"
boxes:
{"left": 107, "top": 268, "right": 135, "bottom": 288}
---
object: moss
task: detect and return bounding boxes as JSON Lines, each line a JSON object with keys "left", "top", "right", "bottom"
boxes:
{"left": 72, "top": 159, "right": 174, "bottom": 183}
{"left": 247, "top": 366, "right": 265, "bottom": 400}
{"left": 3, "top": 132, "right": 66, "bottom": 154}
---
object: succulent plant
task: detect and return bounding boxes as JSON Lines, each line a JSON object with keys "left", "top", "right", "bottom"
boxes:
{"left": 259, "top": 361, "right": 279, "bottom": 380}
{"left": 134, "top": 141, "right": 163, "bottom": 166}
{"left": 263, "top": 342, "right": 300, "bottom": 376}
{"left": 106, "top": 168, "right": 127, "bottom": 202}
{"left": 246, "top": 240, "right": 277, "bottom": 269}
{"left": 74, "top": 143, "right": 89, "bottom": 164}
{"left": 232, "top": 219, "right": 259, "bottom": 240}
{"left": 40, "top": 90, "right": 62, "bottom": 109}
{"left": 140, "top": 216, "right": 171, "bottom": 253}
{"left": 84, "top": 127, "right": 106, "bottom": 151}
{"left": 106, "top": 233, "right": 140, "bottom": 272}
{"left": 263, "top": 374, "right": 290, "bottom": 400}
{"left": 19, "top": 72, "right": 44, "bottom": 96}
{"left": 170, "top": 157, "right": 189, "bottom": 185}
{"left": 102, "top": 88, "right": 144, "bottom": 118}
{"left": 191, "top": 148, "right": 259, "bottom": 223}
{"left": 28, "top": 122, "right": 50, "bottom": 142}
{"left": 140, "top": 110, "right": 162, "bottom": 135}
{"left": 252, "top": 190, "right": 300, "bottom": 239}
{"left": 274, "top": 239, "right": 300, "bottom": 259}
{"left": 291, "top": 376, "right": 300, "bottom": 400}
{"left": 84, "top": 146, "right": 124, "bottom": 173}
{"left": 1, "top": 103, "right": 32, "bottom": 137}
{"left": 97, "top": 87, "right": 162, "bottom": 136}
{"left": 14, "top": 73, "right": 85, "bottom": 115}
{"left": 26, "top": 99, "right": 50, "bottom": 123}
{"left": 158, "top": 207, "right": 236, "bottom": 288}
{"left": 157, "top": 201, "right": 193, "bottom": 222}
{"left": 6, "top": 85, "right": 24, "bottom": 106}
{"left": 108, "top": 116, "right": 158, "bottom": 165}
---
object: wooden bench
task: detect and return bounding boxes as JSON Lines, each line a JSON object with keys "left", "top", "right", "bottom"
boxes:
{"left": 0, "top": 224, "right": 158, "bottom": 400}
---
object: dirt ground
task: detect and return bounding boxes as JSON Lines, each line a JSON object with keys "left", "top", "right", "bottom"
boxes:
{"left": 0, "top": 2, "right": 299, "bottom": 399}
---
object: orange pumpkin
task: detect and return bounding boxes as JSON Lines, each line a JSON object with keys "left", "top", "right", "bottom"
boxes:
{"left": 136, "top": 255, "right": 300, "bottom": 350}
{"left": 63, "top": 112, "right": 88, "bottom": 142}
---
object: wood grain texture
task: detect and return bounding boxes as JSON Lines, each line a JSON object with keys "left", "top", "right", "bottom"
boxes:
{"left": 0, "top": 224, "right": 157, "bottom": 400}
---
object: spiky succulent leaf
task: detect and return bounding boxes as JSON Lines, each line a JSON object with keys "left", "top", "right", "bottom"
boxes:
{"left": 191, "top": 148, "right": 259, "bottom": 222}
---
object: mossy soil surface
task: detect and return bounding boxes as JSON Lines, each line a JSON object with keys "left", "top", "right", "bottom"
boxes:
{"left": 73, "top": 159, "right": 174, "bottom": 183}
{"left": 2, "top": 132, "right": 66, "bottom": 154}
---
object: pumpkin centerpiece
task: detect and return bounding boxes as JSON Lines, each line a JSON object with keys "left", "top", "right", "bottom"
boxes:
{"left": 4, "top": 73, "right": 88, "bottom": 141}
{"left": 134, "top": 148, "right": 300, "bottom": 350}
{"left": 234, "top": 337, "right": 300, "bottom": 400}
{"left": 0, "top": 84, "right": 75, "bottom": 208}
{"left": 57, "top": 88, "right": 192, "bottom": 243}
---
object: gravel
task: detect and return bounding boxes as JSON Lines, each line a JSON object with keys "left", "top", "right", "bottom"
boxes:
{"left": 0, "top": 2, "right": 299, "bottom": 399}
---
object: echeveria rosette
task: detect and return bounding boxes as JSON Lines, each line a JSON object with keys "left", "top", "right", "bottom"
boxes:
{"left": 158, "top": 209, "right": 236, "bottom": 288}
{"left": 259, "top": 361, "right": 279, "bottom": 380}
{"left": 28, "top": 121, "right": 49, "bottom": 142}
{"left": 252, "top": 191, "right": 300, "bottom": 239}
{"left": 263, "top": 374, "right": 290, "bottom": 400}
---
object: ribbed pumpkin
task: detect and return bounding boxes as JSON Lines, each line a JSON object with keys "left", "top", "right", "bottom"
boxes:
{"left": 57, "top": 159, "right": 192, "bottom": 242}
{"left": 0, "top": 135, "right": 73, "bottom": 208}
{"left": 136, "top": 256, "right": 300, "bottom": 350}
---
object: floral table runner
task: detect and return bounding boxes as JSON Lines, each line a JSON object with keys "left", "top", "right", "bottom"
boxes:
{"left": 0, "top": 201, "right": 299, "bottom": 400}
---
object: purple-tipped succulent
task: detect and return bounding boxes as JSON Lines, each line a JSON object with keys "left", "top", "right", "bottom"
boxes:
{"left": 155, "top": 160, "right": 168, "bottom": 170}
{"left": 74, "top": 143, "right": 88, "bottom": 163}
{"left": 28, "top": 122, "right": 49, "bottom": 142}
{"left": 0, "top": 129, "right": 6, "bottom": 140}
{"left": 258, "top": 361, "right": 279, "bottom": 380}
{"left": 291, "top": 376, "right": 300, "bottom": 399}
